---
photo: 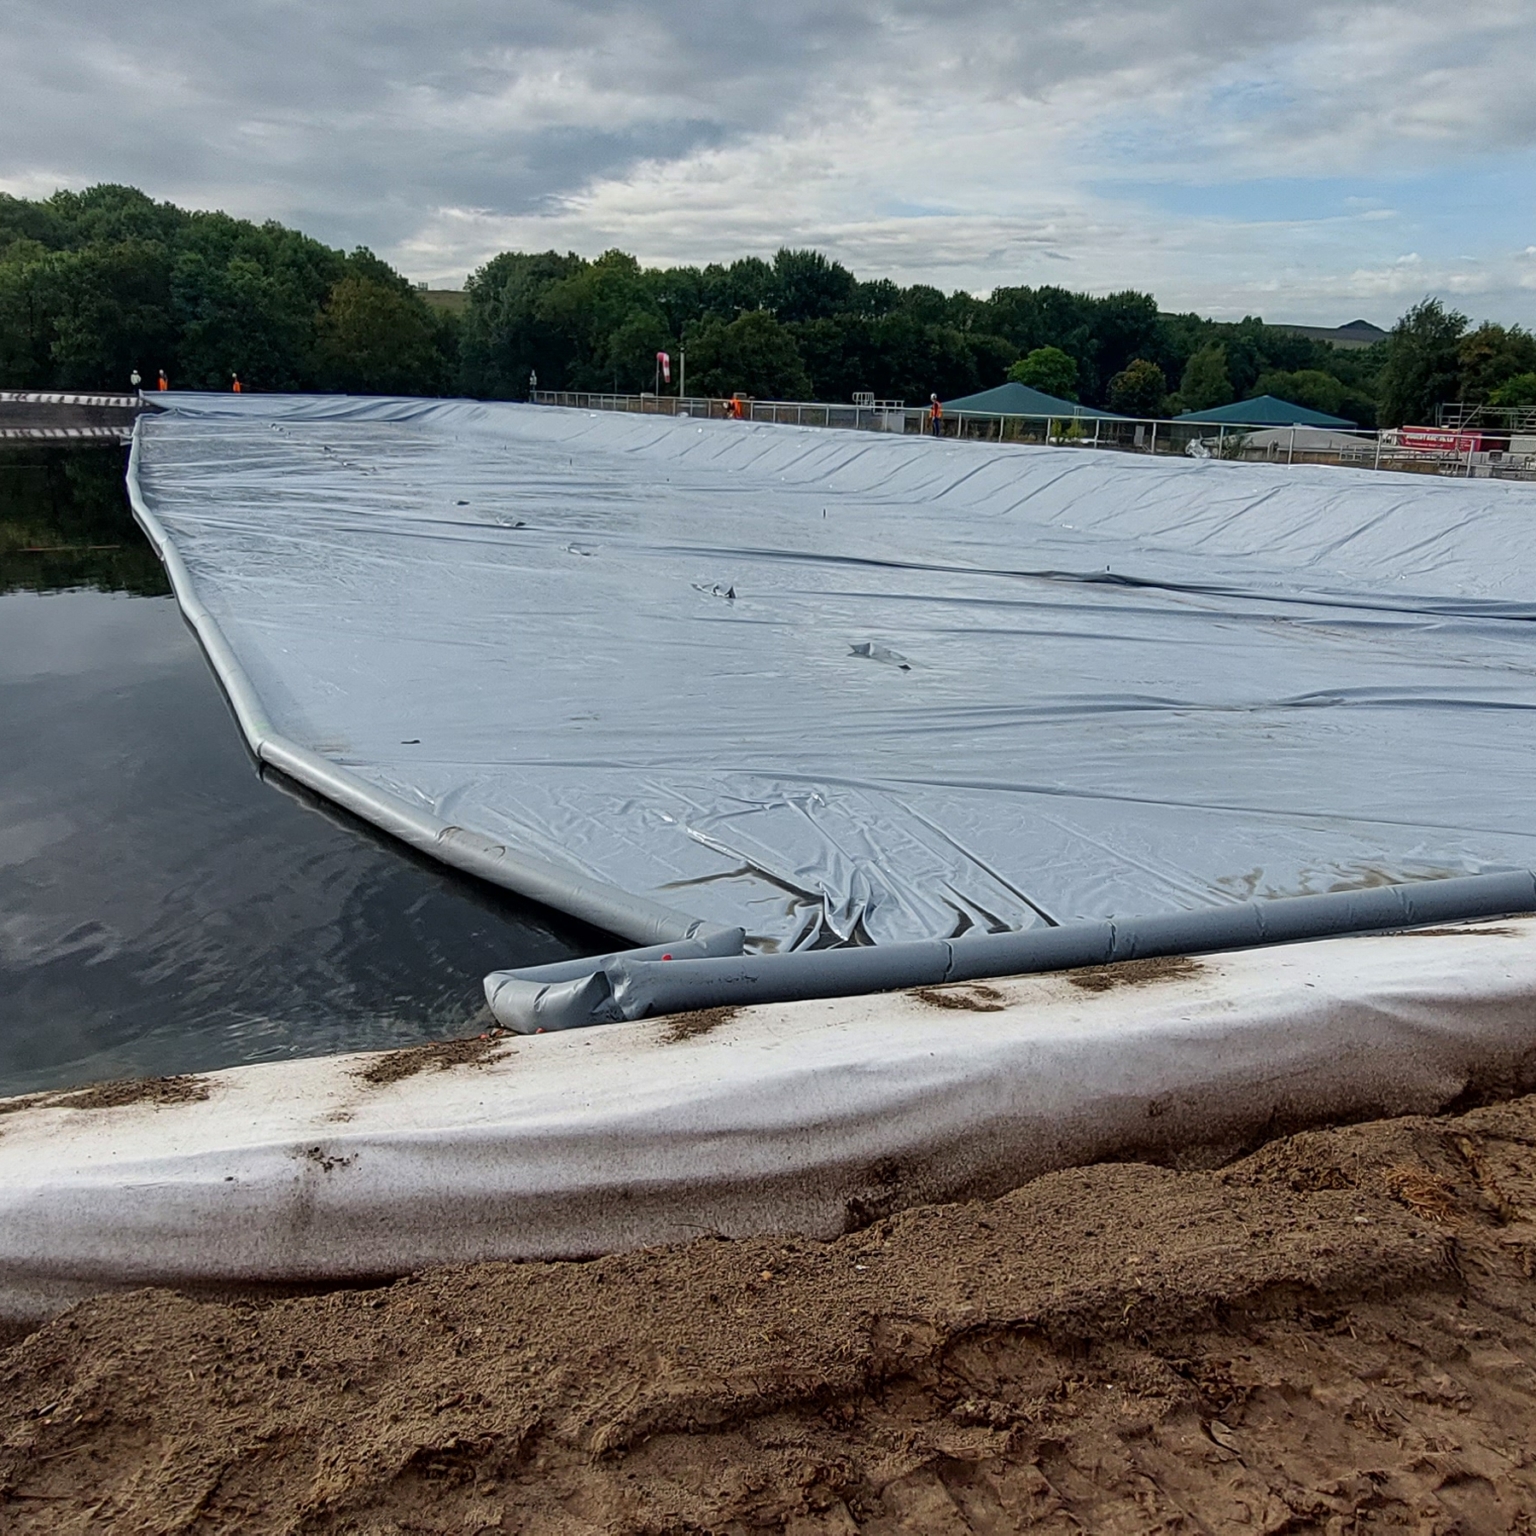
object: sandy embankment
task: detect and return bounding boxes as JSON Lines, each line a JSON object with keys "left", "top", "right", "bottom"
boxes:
{"left": 1, "top": 1091, "right": 1534, "bottom": 1533}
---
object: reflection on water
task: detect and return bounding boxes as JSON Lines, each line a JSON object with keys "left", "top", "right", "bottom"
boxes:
{"left": 0, "top": 446, "right": 169, "bottom": 597}
{"left": 0, "top": 445, "right": 610, "bottom": 1097}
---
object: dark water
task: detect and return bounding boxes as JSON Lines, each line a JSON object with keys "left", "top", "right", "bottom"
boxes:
{"left": 0, "top": 446, "right": 609, "bottom": 1097}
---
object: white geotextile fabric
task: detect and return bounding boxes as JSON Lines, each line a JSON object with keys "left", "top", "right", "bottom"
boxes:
{"left": 2, "top": 922, "right": 1535, "bottom": 1323}
{"left": 131, "top": 395, "right": 1536, "bottom": 952}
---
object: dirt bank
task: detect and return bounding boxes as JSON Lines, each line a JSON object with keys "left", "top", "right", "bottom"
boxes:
{"left": 2, "top": 1094, "right": 1534, "bottom": 1534}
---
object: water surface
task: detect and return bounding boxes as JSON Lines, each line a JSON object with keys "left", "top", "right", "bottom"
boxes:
{"left": 0, "top": 445, "right": 607, "bottom": 1096}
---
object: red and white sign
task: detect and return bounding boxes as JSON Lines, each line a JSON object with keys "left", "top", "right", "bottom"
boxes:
{"left": 1399, "top": 426, "right": 1482, "bottom": 454}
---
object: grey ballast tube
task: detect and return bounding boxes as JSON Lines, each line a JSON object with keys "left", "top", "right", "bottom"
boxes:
{"left": 484, "top": 869, "right": 1536, "bottom": 1032}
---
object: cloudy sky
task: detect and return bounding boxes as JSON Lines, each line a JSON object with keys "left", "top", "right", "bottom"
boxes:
{"left": 4, "top": 0, "right": 1534, "bottom": 323}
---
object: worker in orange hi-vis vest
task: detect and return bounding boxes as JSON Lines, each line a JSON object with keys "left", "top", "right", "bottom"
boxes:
{"left": 157, "top": 369, "right": 169, "bottom": 391}
{"left": 929, "top": 393, "right": 943, "bottom": 434}
{"left": 232, "top": 373, "right": 243, "bottom": 393}
{"left": 728, "top": 393, "right": 745, "bottom": 420}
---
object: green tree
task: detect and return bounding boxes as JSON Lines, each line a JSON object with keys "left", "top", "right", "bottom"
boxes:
{"left": 851, "top": 278, "right": 903, "bottom": 317}
{"left": 787, "top": 308, "right": 1015, "bottom": 405}
{"left": 1176, "top": 342, "right": 1234, "bottom": 413}
{"left": 854, "top": 312, "right": 1010, "bottom": 402}
{"left": 769, "top": 249, "right": 856, "bottom": 323}
{"left": 1377, "top": 298, "right": 1466, "bottom": 427}
{"left": 1106, "top": 358, "right": 1167, "bottom": 417}
{"left": 698, "top": 257, "right": 774, "bottom": 319}
{"left": 42, "top": 184, "right": 182, "bottom": 251}
{"left": 1090, "top": 291, "right": 1163, "bottom": 395}
{"left": 313, "top": 276, "right": 447, "bottom": 395}
{"left": 0, "top": 254, "right": 53, "bottom": 386}
{"left": 1254, "top": 368, "right": 1345, "bottom": 416}
{"left": 602, "top": 310, "right": 675, "bottom": 393}
{"left": 984, "top": 286, "right": 1158, "bottom": 405}
{"left": 642, "top": 262, "right": 708, "bottom": 339}
{"left": 535, "top": 250, "right": 668, "bottom": 390}
{"left": 1456, "top": 323, "right": 1536, "bottom": 404}
{"left": 460, "top": 250, "right": 586, "bottom": 397}
{"left": 0, "top": 193, "right": 67, "bottom": 254}
{"left": 40, "top": 239, "right": 176, "bottom": 390}
{"left": 897, "top": 285, "right": 951, "bottom": 326}
{"left": 0, "top": 183, "right": 423, "bottom": 394}
{"left": 684, "top": 310, "right": 811, "bottom": 399}
{"left": 1151, "top": 308, "right": 1383, "bottom": 418}
{"left": 1252, "top": 368, "right": 1372, "bottom": 425}
{"left": 1490, "top": 372, "right": 1536, "bottom": 408}
{"left": 172, "top": 251, "right": 313, "bottom": 390}
{"left": 1008, "top": 346, "right": 1078, "bottom": 400}
{"left": 785, "top": 314, "right": 873, "bottom": 403}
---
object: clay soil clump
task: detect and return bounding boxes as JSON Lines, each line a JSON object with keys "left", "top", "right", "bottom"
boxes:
{"left": 3, "top": 1096, "right": 1536, "bottom": 1532}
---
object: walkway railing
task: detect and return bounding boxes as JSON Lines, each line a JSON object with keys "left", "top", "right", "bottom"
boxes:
{"left": 533, "top": 391, "right": 915, "bottom": 434}
{"left": 532, "top": 391, "right": 1536, "bottom": 481}
{"left": 1436, "top": 401, "right": 1536, "bottom": 434}
{"left": 0, "top": 390, "right": 145, "bottom": 442}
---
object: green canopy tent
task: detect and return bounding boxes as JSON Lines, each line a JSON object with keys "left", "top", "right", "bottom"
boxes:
{"left": 941, "top": 381, "right": 1120, "bottom": 418}
{"left": 1173, "top": 395, "right": 1355, "bottom": 428}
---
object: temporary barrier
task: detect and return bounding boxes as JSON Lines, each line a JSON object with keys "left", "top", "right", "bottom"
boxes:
{"left": 128, "top": 395, "right": 1536, "bottom": 1028}
{"left": 3, "top": 919, "right": 1535, "bottom": 1325}
{"left": 488, "top": 871, "right": 1536, "bottom": 1030}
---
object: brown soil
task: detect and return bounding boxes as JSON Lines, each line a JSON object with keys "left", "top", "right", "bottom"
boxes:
{"left": 1064, "top": 954, "right": 1204, "bottom": 994}
{"left": 355, "top": 1034, "right": 515, "bottom": 1088}
{"left": 3, "top": 1096, "right": 1536, "bottom": 1533}
{"left": 913, "top": 985, "right": 1007, "bottom": 1013}
{"left": 1404, "top": 927, "right": 1518, "bottom": 938}
{"left": 660, "top": 1006, "right": 742, "bottom": 1044}
{"left": 1, "top": 1077, "right": 211, "bottom": 1120}
{"left": 0, "top": 1093, "right": 48, "bottom": 1119}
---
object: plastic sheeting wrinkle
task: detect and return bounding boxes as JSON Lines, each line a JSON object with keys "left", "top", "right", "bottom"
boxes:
{"left": 129, "top": 397, "right": 1536, "bottom": 1032}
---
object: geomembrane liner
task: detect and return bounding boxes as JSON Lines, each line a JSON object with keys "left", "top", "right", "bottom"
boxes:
{"left": 128, "top": 395, "right": 1536, "bottom": 1021}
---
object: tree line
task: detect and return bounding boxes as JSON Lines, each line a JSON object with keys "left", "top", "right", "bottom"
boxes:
{"left": 4, "top": 185, "right": 1534, "bottom": 427}
{"left": 0, "top": 185, "right": 457, "bottom": 396}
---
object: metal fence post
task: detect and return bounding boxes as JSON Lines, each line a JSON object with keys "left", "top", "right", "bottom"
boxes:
{"left": 1288, "top": 426, "right": 1296, "bottom": 466}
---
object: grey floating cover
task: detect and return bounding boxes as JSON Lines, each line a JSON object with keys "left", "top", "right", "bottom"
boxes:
{"left": 130, "top": 395, "right": 1536, "bottom": 993}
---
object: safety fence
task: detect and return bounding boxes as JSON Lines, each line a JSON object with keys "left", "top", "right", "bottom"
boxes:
{"left": 1437, "top": 401, "right": 1536, "bottom": 434}
{"left": 533, "top": 389, "right": 1536, "bottom": 481}
{"left": 0, "top": 390, "right": 141, "bottom": 408}
{"left": 0, "top": 391, "right": 145, "bottom": 442}
{"left": 0, "top": 424, "right": 135, "bottom": 441}
{"left": 533, "top": 391, "right": 912, "bottom": 434}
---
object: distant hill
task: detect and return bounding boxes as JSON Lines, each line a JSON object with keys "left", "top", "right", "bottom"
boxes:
{"left": 418, "top": 288, "right": 468, "bottom": 316}
{"left": 1269, "top": 320, "right": 1387, "bottom": 351}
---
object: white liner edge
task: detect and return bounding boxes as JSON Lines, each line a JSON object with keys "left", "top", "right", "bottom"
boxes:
{"left": 3, "top": 919, "right": 1534, "bottom": 1324}
{"left": 124, "top": 421, "right": 711, "bottom": 949}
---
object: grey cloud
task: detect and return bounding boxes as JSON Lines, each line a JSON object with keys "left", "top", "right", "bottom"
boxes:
{"left": 0, "top": 0, "right": 882, "bottom": 249}
{"left": 1, "top": 0, "right": 1532, "bottom": 282}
